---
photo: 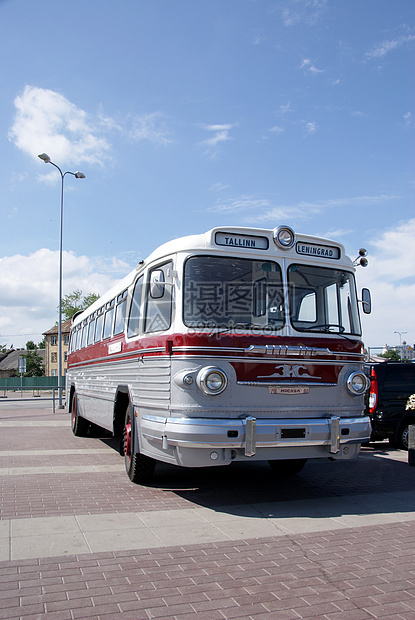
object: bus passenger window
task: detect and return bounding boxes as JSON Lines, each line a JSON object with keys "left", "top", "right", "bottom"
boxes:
{"left": 114, "top": 291, "right": 127, "bottom": 335}
{"left": 103, "top": 301, "right": 115, "bottom": 340}
{"left": 73, "top": 326, "right": 81, "bottom": 351}
{"left": 80, "top": 322, "right": 88, "bottom": 349}
{"left": 87, "top": 317, "right": 96, "bottom": 346}
{"left": 127, "top": 276, "right": 143, "bottom": 338}
{"left": 94, "top": 311, "right": 104, "bottom": 343}
{"left": 145, "top": 262, "right": 173, "bottom": 333}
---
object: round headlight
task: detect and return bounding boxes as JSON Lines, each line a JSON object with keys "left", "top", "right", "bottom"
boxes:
{"left": 197, "top": 367, "right": 228, "bottom": 396}
{"left": 273, "top": 225, "right": 295, "bottom": 250}
{"left": 346, "top": 371, "right": 369, "bottom": 396}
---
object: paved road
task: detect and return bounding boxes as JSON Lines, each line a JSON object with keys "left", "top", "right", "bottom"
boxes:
{"left": 0, "top": 403, "right": 414, "bottom": 619}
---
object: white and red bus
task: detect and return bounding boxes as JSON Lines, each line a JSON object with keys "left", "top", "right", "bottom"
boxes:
{"left": 67, "top": 225, "right": 372, "bottom": 483}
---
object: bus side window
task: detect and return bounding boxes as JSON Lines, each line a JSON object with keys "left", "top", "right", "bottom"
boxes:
{"left": 94, "top": 311, "right": 104, "bottom": 343}
{"left": 102, "top": 300, "right": 115, "bottom": 340}
{"left": 80, "top": 321, "right": 88, "bottom": 349}
{"left": 127, "top": 276, "right": 143, "bottom": 338}
{"left": 144, "top": 262, "right": 173, "bottom": 333}
{"left": 114, "top": 290, "right": 128, "bottom": 336}
{"left": 87, "top": 315, "right": 96, "bottom": 346}
{"left": 73, "top": 326, "right": 80, "bottom": 351}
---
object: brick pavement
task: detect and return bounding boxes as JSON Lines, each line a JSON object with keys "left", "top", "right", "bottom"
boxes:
{"left": 0, "top": 404, "right": 415, "bottom": 619}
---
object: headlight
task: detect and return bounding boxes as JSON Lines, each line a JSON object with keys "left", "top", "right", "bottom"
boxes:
{"left": 346, "top": 371, "right": 369, "bottom": 396}
{"left": 273, "top": 225, "right": 295, "bottom": 250}
{"left": 197, "top": 367, "right": 228, "bottom": 396}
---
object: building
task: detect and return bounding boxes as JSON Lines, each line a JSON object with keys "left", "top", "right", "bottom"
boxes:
{"left": 43, "top": 319, "right": 72, "bottom": 377}
{"left": 0, "top": 349, "right": 46, "bottom": 378}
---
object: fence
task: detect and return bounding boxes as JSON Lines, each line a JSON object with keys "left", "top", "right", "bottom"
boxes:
{"left": 0, "top": 377, "right": 65, "bottom": 413}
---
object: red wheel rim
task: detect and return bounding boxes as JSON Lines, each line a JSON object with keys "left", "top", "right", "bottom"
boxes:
{"left": 124, "top": 418, "right": 132, "bottom": 462}
{"left": 72, "top": 399, "right": 76, "bottom": 429}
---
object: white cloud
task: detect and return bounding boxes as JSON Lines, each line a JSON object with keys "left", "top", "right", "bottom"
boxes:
{"left": 269, "top": 125, "right": 285, "bottom": 135}
{"left": 210, "top": 193, "right": 397, "bottom": 223}
{"left": 304, "top": 121, "right": 318, "bottom": 135}
{"left": 8, "top": 86, "right": 111, "bottom": 167}
{"left": 199, "top": 124, "right": 234, "bottom": 157}
{"left": 281, "top": 0, "right": 328, "bottom": 27}
{"left": 129, "top": 112, "right": 173, "bottom": 145}
{"left": 358, "top": 219, "right": 415, "bottom": 348}
{"left": 365, "top": 34, "right": 415, "bottom": 59}
{"left": 0, "top": 249, "right": 130, "bottom": 348}
{"left": 300, "top": 58, "right": 324, "bottom": 74}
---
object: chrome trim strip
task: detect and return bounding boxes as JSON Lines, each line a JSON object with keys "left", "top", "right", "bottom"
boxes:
{"left": 172, "top": 345, "right": 364, "bottom": 360}
{"left": 142, "top": 434, "right": 366, "bottom": 450}
{"left": 68, "top": 348, "right": 166, "bottom": 368}
{"left": 237, "top": 381, "right": 337, "bottom": 387}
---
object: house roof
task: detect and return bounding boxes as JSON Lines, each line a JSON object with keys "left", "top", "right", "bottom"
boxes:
{"left": 43, "top": 319, "right": 72, "bottom": 336}
{"left": 0, "top": 349, "right": 46, "bottom": 371}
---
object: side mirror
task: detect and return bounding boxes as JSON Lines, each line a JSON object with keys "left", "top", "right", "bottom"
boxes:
{"left": 361, "top": 288, "right": 371, "bottom": 314}
{"left": 150, "top": 270, "right": 165, "bottom": 299}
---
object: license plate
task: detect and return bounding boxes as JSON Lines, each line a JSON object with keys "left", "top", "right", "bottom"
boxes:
{"left": 269, "top": 386, "right": 309, "bottom": 395}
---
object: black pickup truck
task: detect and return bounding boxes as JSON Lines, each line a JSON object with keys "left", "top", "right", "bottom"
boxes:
{"left": 365, "top": 362, "right": 415, "bottom": 449}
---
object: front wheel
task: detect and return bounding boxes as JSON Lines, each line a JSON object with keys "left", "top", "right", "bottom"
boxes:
{"left": 71, "top": 394, "right": 89, "bottom": 437}
{"left": 268, "top": 459, "right": 307, "bottom": 477}
{"left": 123, "top": 408, "right": 155, "bottom": 484}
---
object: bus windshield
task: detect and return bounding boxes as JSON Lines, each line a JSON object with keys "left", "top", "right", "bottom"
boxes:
{"left": 183, "top": 255, "right": 284, "bottom": 331}
{"left": 288, "top": 264, "right": 361, "bottom": 335}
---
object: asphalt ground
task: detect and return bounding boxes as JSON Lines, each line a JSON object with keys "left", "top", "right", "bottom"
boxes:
{"left": 0, "top": 400, "right": 414, "bottom": 619}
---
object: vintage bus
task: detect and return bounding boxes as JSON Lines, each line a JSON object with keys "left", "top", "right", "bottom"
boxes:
{"left": 67, "top": 225, "right": 372, "bottom": 483}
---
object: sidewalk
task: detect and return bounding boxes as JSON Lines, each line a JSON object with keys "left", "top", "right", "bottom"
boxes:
{"left": 0, "top": 404, "right": 414, "bottom": 618}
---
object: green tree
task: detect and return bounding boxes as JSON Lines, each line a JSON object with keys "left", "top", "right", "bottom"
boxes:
{"left": 37, "top": 337, "right": 46, "bottom": 349}
{"left": 61, "top": 290, "right": 100, "bottom": 320}
{"left": 24, "top": 349, "right": 45, "bottom": 376}
{"left": 379, "top": 350, "right": 401, "bottom": 361}
{"left": 26, "top": 340, "right": 37, "bottom": 350}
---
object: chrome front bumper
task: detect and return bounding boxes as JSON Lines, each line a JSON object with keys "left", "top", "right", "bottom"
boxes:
{"left": 141, "top": 414, "right": 371, "bottom": 457}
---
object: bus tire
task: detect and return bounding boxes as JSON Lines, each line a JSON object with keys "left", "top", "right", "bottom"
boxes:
{"left": 123, "top": 408, "right": 155, "bottom": 484}
{"left": 71, "top": 394, "right": 89, "bottom": 437}
{"left": 268, "top": 459, "right": 307, "bottom": 476}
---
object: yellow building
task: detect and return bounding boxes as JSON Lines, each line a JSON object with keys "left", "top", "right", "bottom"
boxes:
{"left": 43, "top": 319, "right": 72, "bottom": 377}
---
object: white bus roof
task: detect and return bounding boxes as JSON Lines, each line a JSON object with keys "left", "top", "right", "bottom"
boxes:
{"left": 71, "top": 225, "right": 351, "bottom": 328}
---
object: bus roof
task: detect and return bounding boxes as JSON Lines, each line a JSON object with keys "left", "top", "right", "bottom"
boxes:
{"left": 71, "top": 225, "right": 351, "bottom": 328}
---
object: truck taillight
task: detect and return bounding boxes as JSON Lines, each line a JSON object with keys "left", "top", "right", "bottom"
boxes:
{"left": 369, "top": 367, "right": 378, "bottom": 414}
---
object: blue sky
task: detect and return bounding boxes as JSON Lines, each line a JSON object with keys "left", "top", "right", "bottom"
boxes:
{"left": 1, "top": 0, "right": 414, "bottom": 351}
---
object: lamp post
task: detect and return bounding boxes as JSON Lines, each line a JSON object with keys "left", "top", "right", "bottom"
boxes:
{"left": 38, "top": 153, "right": 85, "bottom": 409}
{"left": 393, "top": 330, "right": 407, "bottom": 345}
{"left": 393, "top": 330, "right": 407, "bottom": 360}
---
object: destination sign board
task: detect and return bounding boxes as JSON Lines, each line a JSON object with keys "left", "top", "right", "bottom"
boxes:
{"left": 215, "top": 232, "right": 269, "bottom": 250}
{"left": 296, "top": 242, "right": 340, "bottom": 259}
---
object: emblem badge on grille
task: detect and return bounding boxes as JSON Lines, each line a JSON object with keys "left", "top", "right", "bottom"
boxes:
{"left": 259, "top": 364, "right": 321, "bottom": 380}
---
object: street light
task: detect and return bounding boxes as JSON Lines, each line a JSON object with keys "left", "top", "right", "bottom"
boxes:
{"left": 393, "top": 330, "right": 407, "bottom": 345}
{"left": 38, "top": 153, "right": 85, "bottom": 408}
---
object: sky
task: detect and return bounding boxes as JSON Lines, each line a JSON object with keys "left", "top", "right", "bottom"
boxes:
{"left": 0, "top": 0, "right": 414, "bottom": 352}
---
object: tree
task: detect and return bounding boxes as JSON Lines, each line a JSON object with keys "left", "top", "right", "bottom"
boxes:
{"left": 24, "top": 349, "right": 45, "bottom": 376}
{"left": 379, "top": 350, "right": 401, "bottom": 361}
{"left": 37, "top": 337, "right": 46, "bottom": 349}
{"left": 26, "top": 340, "right": 37, "bottom": 350}
{"left": 61, "top": 290, "right": 100, "bottom": 321}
